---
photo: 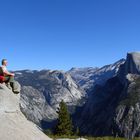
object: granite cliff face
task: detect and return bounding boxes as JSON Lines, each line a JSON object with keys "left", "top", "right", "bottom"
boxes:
{"left": 0, "top": 83, "right": 51, "bottom": 140}
{"left": 75, "top": 52, "right": 140, "bottom": 138}
{"left": 15, "top": 70, "right": 86, "bottom": 127}
{"left": 20, "top": 86, "right": 57, "bottom": 124}
{"left": 125, "top": 52, "right": 140, "bottom": 74}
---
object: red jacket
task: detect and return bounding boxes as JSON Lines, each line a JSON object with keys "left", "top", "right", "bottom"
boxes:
{"left": 0, "top": 67, "right": 5, "bottom": 82}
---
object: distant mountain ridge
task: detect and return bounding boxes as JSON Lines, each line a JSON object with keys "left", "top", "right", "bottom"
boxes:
{"left": 14, "top": 57, "right": 125, "bottom": 129}
{"left": 68, "top": 59, "right": 125, "bottom": 92}
{"left": 14, "top": 52, "right": 140, "bottom": 139}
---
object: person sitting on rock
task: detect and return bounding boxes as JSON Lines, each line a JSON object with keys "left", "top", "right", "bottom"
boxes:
{"left": 1, "top": 59, "right": 15, "bottom": 82}
{"left": 0, "top": 59, "right": 20, "bottom": 93}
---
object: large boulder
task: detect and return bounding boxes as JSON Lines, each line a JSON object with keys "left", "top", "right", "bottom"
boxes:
{"left": 0, "top": 83, "right": 51, "bottom": 140}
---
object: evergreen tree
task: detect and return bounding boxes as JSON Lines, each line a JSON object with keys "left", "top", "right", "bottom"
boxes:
{"left": 55, "top": 100, "right": 73, "bottom": 136}
{"left": 75, "top": 127, "right": 80, "bottom": 136}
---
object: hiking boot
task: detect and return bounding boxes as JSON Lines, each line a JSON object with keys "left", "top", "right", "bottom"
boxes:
{"left": 12, "top": 90, "right": 20, "bottom": 94}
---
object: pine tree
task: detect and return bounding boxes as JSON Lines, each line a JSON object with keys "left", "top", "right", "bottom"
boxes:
{"left": 55, "top": 100, "right": 73, "bottom": 136}
{"left": 75, "top": 127, "right": 80, "bottom": 136}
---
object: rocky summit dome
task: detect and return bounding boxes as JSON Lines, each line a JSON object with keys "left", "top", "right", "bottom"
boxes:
{"left": 125, "top": 52, "right": 140, "bottom": 74}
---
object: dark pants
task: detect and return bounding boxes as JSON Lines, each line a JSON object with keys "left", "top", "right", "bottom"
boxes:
{"left": 4, "top": 76, "right": 14, "bottom": 83}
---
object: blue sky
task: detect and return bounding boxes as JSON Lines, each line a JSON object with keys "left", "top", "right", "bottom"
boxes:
{"left": 0, "top": 0, "right": 140, "bottom": 71}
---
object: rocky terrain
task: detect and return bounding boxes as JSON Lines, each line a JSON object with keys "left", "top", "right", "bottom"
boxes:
{"left": 68, "top": 59, "right": 125, "bottom": 92}
{"left": 14, "top": 52, "right": 140, "bottom": 139}
{"left": 0, "top": 83, "right": 51, "bottom": 140}
{"left": 75, "top": 52, "right": 140, "bottom": 139}
{"left": 15, "top": 59, "right": 124, "bottom": 128}
{"left": 15, "top": 70, "right": 86, "bottom": 128}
